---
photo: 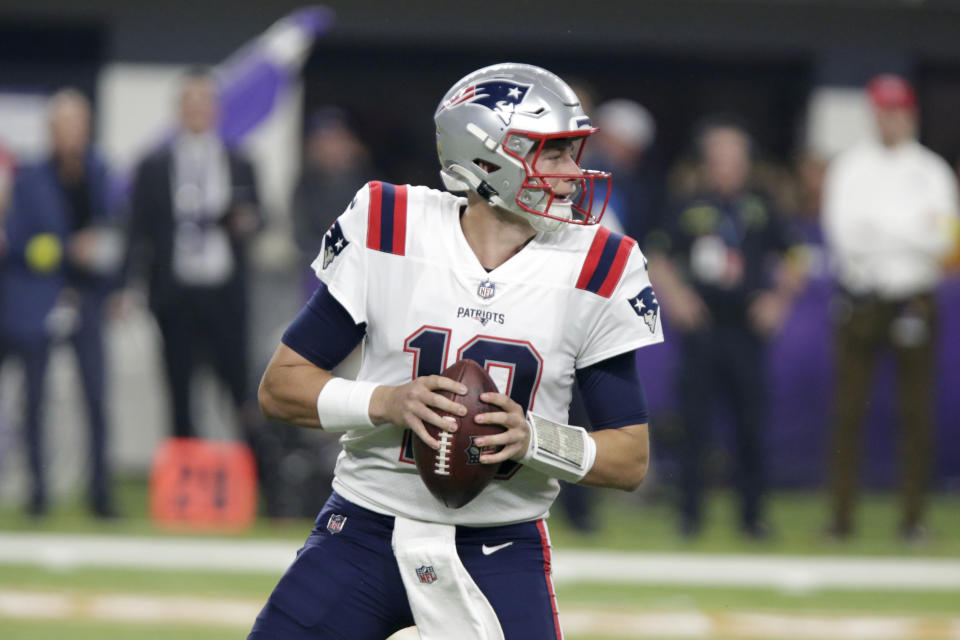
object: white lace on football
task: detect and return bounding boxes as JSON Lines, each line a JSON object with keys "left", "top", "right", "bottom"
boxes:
{"left": 434, "top": 430, "right": 453, "bottom": 476}
{"left": 521, "top": 411, "right": 597, "bottom": 483}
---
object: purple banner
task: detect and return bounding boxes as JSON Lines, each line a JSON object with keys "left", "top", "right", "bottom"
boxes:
{"left": 639, "top": 273, "right": 960, "bottom": 489}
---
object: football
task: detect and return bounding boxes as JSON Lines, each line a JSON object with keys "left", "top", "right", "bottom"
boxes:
{"left": 412, "top": 359, "right": 504, "bottom": 509}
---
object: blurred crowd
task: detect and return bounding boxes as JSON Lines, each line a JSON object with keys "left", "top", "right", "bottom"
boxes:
{"left": 0, "top": 69, "right": 957, "bottom": 545}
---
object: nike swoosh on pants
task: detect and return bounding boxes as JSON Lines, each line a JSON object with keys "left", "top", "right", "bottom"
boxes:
{"left": 481, "top": 541, "right": 514, "bottom": 555}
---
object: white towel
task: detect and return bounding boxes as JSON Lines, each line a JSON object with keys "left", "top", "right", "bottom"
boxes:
{"left": 391, "top": 516, "right": 505, "bottom": 640}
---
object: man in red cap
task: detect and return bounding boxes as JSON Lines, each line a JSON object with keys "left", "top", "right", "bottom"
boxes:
{"left": 822, "top": 74, "right": 959, "bottom": 544}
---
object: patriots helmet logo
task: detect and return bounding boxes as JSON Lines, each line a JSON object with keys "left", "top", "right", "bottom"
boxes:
{"left": 628, "top": 286, "right": 660, "bottom": 333}
{"left": 322, "top": 220, "right": 349, "bottom": 269}
{"left": 441, "top": 80, "right": 532, "bottom": 125}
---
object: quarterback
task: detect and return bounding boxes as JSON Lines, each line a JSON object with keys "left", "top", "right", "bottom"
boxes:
{"left": 249, "top": 63, "right": 663, "bottom": 639}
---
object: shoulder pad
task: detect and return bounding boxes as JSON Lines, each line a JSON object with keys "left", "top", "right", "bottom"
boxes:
{"left": 575, "top": 226, "right": 636, "bottom": 298}
{"left": 365, "top": 181, "right": 408, "bottom": 256}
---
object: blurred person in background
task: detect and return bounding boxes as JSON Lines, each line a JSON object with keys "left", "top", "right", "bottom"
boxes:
{"left": 0, "top": 139, "right": 14, "bottom": 476}
{"left": 0, "top": 140, "right": 12, "bottom": 226}
{"left": 291, "top": 107, "right": 374, "bottom": 299}
{"left": 822, "top": 74, "right": 959, "bottom": 543}
{"left": 0, "top": 89, "right": 121, "bottom": 518}
{"left": 649, "top": 118, "right": 805, "bottom": 539}
{"left": 125, "top": 68, "right": 263, "bottom": 441}
{"left": 591, "top": 99, "right": 665, "bottom": 242}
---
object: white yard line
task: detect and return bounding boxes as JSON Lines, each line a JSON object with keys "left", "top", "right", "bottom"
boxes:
{"left": 1, "top": 531, "right": 959, "bottom": 592}
{"left": 1, "top": 588, "right": 959, "bottom": 640}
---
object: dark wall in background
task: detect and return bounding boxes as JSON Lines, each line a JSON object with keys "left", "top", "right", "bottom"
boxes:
{"left": 0, "top": 20, "right": 104, "bottom": 99}
{"left": 5, "top": 1, "right": 960, "bottom": 64}
{"left": 302, "top": 42, "right": 811, "bottom": 188}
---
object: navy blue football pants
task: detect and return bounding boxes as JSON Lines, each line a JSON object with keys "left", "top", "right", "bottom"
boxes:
{"left": 0, "top": 292, "right": 110, "bottom": 511}
{"left": 248, "top": 492, "right": 563, "bottom": 639}
{"left": 677, "top": 323, "right": 767, "bottom": 530}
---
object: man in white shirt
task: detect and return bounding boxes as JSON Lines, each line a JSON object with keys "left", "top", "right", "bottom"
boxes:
{"left": 822, "top": 74, "right": 959, "bottom": 543}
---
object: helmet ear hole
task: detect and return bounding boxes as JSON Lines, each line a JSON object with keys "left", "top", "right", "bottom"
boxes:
{"left": 473, "top": 158, "right": 501, "bottom": 174}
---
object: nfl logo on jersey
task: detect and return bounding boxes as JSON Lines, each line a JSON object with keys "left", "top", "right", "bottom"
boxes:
{"left": 416, "top": 565, "right": 438, "bottom": 584}
{"left": 477, "top": 279, "right": 496, "bottom": 299}
{"left": 326, "top": 513, "right": 347, "bottom": 534}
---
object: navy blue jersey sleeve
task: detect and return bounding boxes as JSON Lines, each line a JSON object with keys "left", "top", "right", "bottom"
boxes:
{"left": 574, "top": 350, "right": 648, "bottom": 430}
{"left": 281, "top": 283, "right": 367, "bottom": 370}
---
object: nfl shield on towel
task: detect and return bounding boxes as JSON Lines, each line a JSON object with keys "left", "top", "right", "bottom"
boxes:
{"left": 416, "top": 565, "right": 438, "bottom": 584}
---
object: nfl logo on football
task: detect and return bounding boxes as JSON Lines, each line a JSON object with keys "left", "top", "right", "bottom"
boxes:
{"left": 416, "top": 565, "right": 438, "bottom": 584}
{"left": 477, "top": 279, "right": 496, "bottom": 300}
{"left": 326, "top": 514, "right": 347, "bottom": 534}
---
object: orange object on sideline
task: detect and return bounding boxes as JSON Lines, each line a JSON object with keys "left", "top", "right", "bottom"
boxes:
{"left": 149, "top": 438, "right": 258, "bottom": 532}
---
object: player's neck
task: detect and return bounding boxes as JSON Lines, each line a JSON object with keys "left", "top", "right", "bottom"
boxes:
{"left": 461, "top": 198, "right": 537, "bottom": 271}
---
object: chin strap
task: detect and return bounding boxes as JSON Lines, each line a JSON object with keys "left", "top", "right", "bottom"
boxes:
{"left": 521, "top": 411, "right": 597, "bottom": 483}
{"left": 441, "top": 164, "right": 568, "bottom": 234}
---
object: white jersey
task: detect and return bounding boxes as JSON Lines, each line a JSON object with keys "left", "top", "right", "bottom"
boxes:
{"left": 311, "top": 181, "right": 663, "bottom": 526}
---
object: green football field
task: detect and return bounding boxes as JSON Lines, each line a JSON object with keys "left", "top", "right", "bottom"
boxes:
{"left": 1, "top": 480, "right": 958, "bottom": 639}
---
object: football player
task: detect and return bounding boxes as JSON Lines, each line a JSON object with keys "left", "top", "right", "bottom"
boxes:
{"left": 249, "top": 63, "right": 663, "bottom": 639}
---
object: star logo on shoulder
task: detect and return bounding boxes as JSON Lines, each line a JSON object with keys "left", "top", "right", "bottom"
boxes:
{"left": 322, "top": 220, "right": 349, "bottom": 270}
{"left": 628, "top": 286, "right": 660, "bottom": 334}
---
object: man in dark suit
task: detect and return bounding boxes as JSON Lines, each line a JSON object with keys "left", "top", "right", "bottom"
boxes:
{"left": 126, "top": 69, "right": 262, "bottom": 440}
{"left": 0, "top": 89, "right": 121, "bottom": 517}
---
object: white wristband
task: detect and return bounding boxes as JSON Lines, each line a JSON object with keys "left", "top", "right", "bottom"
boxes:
{"left": 521, "top": 411, "right": 597, "bottom": 483}
{"left": 316, "top": 378, "right": 379, "bottom": 432}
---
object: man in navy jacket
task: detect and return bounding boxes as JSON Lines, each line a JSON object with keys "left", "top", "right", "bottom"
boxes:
{"left": 0, "top": 89, "right": 120, "bottom": 517}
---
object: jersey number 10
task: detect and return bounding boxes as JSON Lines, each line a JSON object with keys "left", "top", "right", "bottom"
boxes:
{"left": 398, "top": 325, "right": 544, "bottom": 478}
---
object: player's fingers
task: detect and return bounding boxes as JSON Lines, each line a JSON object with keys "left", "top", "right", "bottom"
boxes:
{"left": 423, "top": 391, "right": 467, "bottom": 418}
{"left": 478, "top": 392, "right": 521, "bottom": 412}
{"left": 407, "top": 417, "right": 441, "bottom": 450}
{"left": 480, "top": 442, "right": 523, "bottom": 465}
{"left": 423, "top": 375, "right": 468, "bottom": 396}
{"left": 474, "top": 410, "right": 526, "bottom": 430}
{"left": 413, "top": 404, "right": 458, "bottom": 433}
{"left": 474, "top": 429, "right": 524, "bottom": 448}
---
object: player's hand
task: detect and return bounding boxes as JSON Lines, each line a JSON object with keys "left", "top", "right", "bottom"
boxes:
{"left": 67, "top": 228, "right": 98, "bottom": 268}
{"left": 370, "top": 376, "right": 467, "bottom": 450}
{"left": 667, "top": 286, "right": 710, "bottom": 332}
{"left": 749, "top": 290, "right": 790, "bottom": 337}
{"left": 473, "top": 392, "right": 530, "bottom": 464}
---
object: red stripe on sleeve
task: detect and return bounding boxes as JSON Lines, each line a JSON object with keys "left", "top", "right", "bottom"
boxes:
{"left": 575, "top": 226, "right": 611, "bottom": 290}
{"left": 535, "top": 519, "right": 563, "bottom": 640}
{"left": 392, "top": 185, "right": 407, "bottom": 256}
{"left": 366, "top": 181, "right": 383, "bottom": 250}
{"left": 596, "top": 235, "right": 637, "bottom": 298}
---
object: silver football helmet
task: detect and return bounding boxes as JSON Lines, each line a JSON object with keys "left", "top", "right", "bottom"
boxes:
{"left": 434, "top": 62, "right": 611, "bottom": 232}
